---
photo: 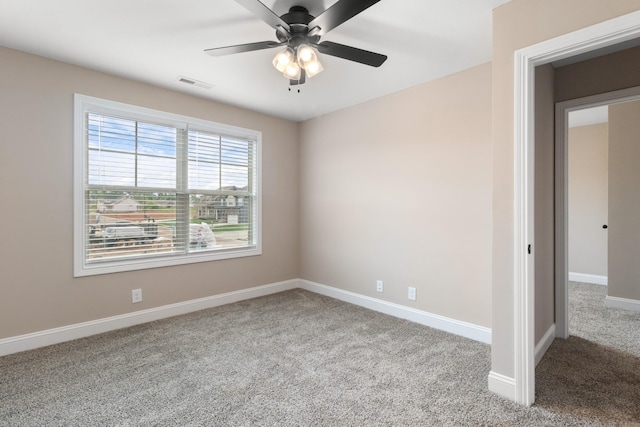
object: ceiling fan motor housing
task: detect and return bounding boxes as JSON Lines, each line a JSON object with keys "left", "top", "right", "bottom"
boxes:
{"left": 277, "top": 6, "right": 320, "bottom": 46}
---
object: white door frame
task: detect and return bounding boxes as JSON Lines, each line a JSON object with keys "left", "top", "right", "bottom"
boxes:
{"left": 555, "top": 85, "right": 640, "bottom": 339}
{"left": 513, "top": 11, "right": 640, "bottom": 406}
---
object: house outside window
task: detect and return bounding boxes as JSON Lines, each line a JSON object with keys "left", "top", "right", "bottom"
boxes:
{"left": 74, "top": 94, "right": 261, "bottom": 277}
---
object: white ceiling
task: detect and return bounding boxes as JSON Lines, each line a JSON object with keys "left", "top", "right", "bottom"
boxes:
{"left": 0, "top": 0, "right": 511, "bottom": 122}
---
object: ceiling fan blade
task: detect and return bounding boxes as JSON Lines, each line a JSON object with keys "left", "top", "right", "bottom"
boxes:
{"left": 308, "top": 0, "right": 382, "bottom": 37}
{"left": 316, "top": 41, "right": 387, "bottom": 67}
{"left": 235, "top": 0, "right": 290, "bottom": 33}
{"left": 205, "top": 41, "right": 282, "bottom": 57}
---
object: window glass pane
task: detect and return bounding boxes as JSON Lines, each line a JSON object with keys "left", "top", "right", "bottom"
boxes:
{"left": 137, "top": 122, "right": 177, "bottom": 157}
{"left": 189, "top": 161, "right": 220, "bottom": 190}
{"left": 138, "top": 155, "right": 176, "bottom": 188}
{"left": 190, "top": 194, "right": 252, "bottom": 251}
{"left": 188, "top": 132, "right": 220, "bottom": 162}
{"left": 221, "top": 165, "right": 249, "bottom": 189}
{"left": 86, "top": 191, "right": 178, "bottom": 262}
{"left": 188, "top": 131, "right": 221, "bottom": 191}
{"left": 221, "top": 137, "right": 249, "bottom": 166}
{"left": 88, "top": 113, "right": 135, "bottom": 153}
{"left": 88, "top": 150, "right": 135, "bottom": 186}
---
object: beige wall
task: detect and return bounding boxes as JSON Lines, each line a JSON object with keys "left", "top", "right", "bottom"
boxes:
{"left": 534, "top": 64, "right": 556, "bottom": 344}
{"left": 608, "top": 100, "right": 640, "bottom": 301}
{"left": 299, "top": 63, "right": 493, "bottom": 327}
{"left": 568, "top": 123, "right": 609, "bottom": 277}
{"left": 0, "top": 46, "right": 299, "bottom": 339}
{"left": 491, "top": 0, "right": 640, "bottom": 378}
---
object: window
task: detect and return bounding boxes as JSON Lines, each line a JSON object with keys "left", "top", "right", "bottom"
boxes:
{"left": 74, "top": 94, "right": 261, "bottom": 276}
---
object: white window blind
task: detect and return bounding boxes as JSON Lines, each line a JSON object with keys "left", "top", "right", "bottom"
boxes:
{"left": 74, "top": 94, "right": 261, "bottom": 277}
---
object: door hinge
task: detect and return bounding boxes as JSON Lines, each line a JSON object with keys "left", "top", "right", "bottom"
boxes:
{"left": 527, "top": 244, "right": 532, "bottom": 254}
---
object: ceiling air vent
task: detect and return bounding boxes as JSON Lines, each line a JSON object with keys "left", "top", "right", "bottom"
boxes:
{"left": 178, "top": 76, "right": 213, "bottom": 90}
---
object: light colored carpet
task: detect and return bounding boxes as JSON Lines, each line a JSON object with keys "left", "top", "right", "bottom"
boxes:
{"left": 0, "top": 282, "right": 638, "bottom": 426}
{"left": 535, "top": 282, "right": 640, "bottom": 425}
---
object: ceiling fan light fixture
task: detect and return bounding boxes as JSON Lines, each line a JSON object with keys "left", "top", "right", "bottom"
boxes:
{"left": 295, "top": 44, "right": 323, "bottom": 78}
{"left": 283, "top": 61, "right": 301, "bottom": 80}
{"left": 272, "top": 47, "right": 294, "bottom": 72}
{"left": 304, "top": 58, "right": 324, "bottom": 78}
{"left": 297, "top": 44, "right": 316, "bottom": 64}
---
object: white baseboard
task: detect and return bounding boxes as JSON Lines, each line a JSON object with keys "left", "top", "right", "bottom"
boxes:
{"left": 0, "top": 279, "right": 298, "bottom": 357}
{"left": 568, "top": 272, "right": 607, "bottom": 286}
{"left": 298, "top": 279, "right": 491, "bottom": 344}
{"left": 534, "top": 324, "right": 556, "bottom": 366}
{"left": 605, "top": 295, "right": 640, "bottom": 312}
{"left": 1, "top": 278, "right": 493, "bottom": 357}
{"left": 488, "top": 371, "right": 516, "bottom": 401}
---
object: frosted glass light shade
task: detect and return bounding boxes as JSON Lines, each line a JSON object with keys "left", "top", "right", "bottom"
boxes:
{"left": 297, "top": 44, "right": 316, "bottom": 64}
{"left": 274, "top": 44, "right": 323, "bottom": 81}
{"left": 295, "top": 44, "right": 324, "bottom": 78}
{"left": 283, "top": 62, "right": 301, "bottom": 80}
{"left": 272, "top": 47, "right": 294, "bottom": 72}
{"left": 304, "top": 59, "right": 324, "bottom": 78}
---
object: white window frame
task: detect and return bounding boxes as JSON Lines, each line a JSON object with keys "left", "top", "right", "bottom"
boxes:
{"left": 73, "top": 94, "right": 262, "bottom": 277}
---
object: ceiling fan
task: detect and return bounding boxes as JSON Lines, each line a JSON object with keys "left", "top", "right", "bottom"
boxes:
{"left": 205, "top": 0, "right": 388, "bottom": 86}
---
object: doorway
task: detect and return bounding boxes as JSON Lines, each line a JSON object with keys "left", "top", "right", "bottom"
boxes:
{"left": 512, "top": 10, "right": 640, "bottom": 406}
{"left": 532, "top": 94, "right": 640, "bottom": 422}
{"left": 555, "top": 87, "right": 640, "bottom": 339}
{"left": 566, "top": 106, "right": 609, "bottom": 287}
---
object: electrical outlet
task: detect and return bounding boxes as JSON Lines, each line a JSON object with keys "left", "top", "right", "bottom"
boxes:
{"left": 132, "top": 288, "right": 142, "bottom": 304}
{"left": 376, "top": 280, "right": 384, "bottom": 293}
{"left": 408, "top": 286, "right": 417, "bottom": 301}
